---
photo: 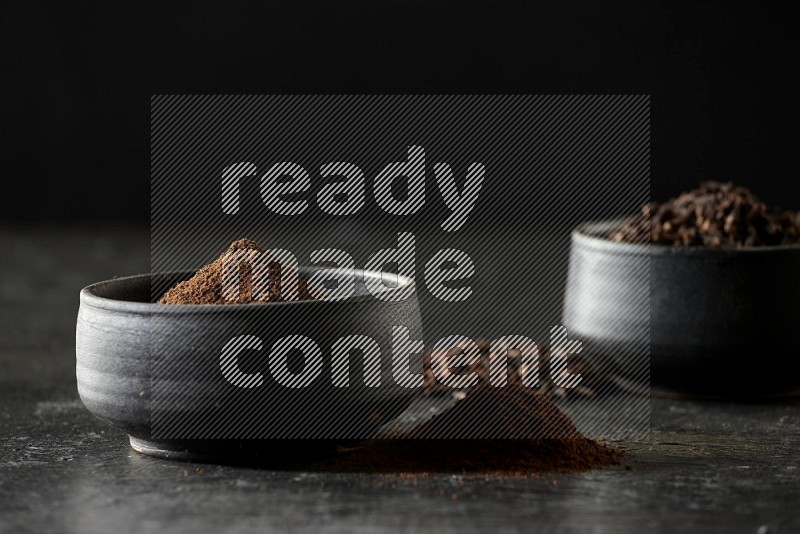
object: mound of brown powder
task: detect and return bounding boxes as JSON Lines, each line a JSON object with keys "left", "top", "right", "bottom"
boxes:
{"left": 611, "top": 181, "right": 800, "bottom": 247}
{"left": 316, "top": 386, "right": 625, "bottom": 475}
{"left": 422, "top": 338, "right": 611, "bottom": 401}
{"left": 407, "top": 385, "right": 581, "bottom": 439}
{"left": 321, "top": 437, "right": 624, "bottom": 475}
{"left": 158, "top": 238, "right": 311, "bottom": 304}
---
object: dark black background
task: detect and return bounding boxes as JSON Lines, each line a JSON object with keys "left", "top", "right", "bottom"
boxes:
{"left": 2, "top": 1, "right": 798, "bottom": 223}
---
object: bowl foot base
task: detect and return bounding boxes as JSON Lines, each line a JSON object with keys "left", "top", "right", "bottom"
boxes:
{"left": 129, "top": 436, "right": 349, "bottom": 464}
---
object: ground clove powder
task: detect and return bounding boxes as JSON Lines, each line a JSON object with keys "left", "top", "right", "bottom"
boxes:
{"left": 158, "top": 238, "right": 311, "bottom": 304}
{"left": 317, "top": 386, "right": 625, "bottom": 475}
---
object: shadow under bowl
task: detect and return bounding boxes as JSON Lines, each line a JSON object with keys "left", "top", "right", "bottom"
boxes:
{"left": 562, "top": 220, "right": 800, "bottom": 399}
{"left": 76, "top": 269, "right": 423, "bottom": 462}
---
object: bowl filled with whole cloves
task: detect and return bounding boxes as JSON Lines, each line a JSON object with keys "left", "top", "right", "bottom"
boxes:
{"left": 562, "top": 182, "right": 800, "bottom": 399}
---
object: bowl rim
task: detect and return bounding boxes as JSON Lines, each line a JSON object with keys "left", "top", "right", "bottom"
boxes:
{"left": 573, "top": 218, "right": 800, "bottom": 256}
{"left": 80, "top": 269, "right": 416, "bottom": 314}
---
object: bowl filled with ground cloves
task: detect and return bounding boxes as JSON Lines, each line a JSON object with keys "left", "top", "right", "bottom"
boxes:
{"left": 76, "top": 239, "right": 423, "bottom": 462}
{"left": 562, "top": 182, "right": 800, "bottom": 399}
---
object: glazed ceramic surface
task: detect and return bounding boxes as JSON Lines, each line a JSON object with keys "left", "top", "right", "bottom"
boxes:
{"left": 563, "top": 220, "right": 800, "bottom": 398}
{"left": 77, "top": 270, "right": 423, "bottom": 461}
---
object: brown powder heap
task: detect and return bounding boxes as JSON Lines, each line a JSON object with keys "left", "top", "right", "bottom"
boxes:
{"left": 158, "top": 238, "right": 311, "bottom": 304}
{"left": 317, "top": 386, "right": 625, "bottom": 475}
{"left": 611, "top": 181, "right": 800, "bottom": 247}
{"left": 408, "top": 386, "right": 581, "bottom": 439}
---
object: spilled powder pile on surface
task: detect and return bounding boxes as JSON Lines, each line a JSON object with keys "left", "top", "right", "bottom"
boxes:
{"left": 322, "top": 437, "right": 625, "bottom": 476}
{"left": 316, "top": 386, "right": 626, "bottom": 476}
{"left": 406, "top": 385, "right": 582, "bottom": 439}
{"left": 158, "top": 238, "right": 311, "bottom": 304}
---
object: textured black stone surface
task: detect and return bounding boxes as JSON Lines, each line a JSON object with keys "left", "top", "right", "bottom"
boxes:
{"left": 1, "top": 226, "right": 799, "bottom": 533}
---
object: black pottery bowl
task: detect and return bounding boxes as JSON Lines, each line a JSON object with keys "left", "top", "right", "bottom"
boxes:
{"left": 76, "top": 270, "right": 422, "bottom": 462}
{"left": 563, "top": 220, "right": 800, "bottom": 399}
